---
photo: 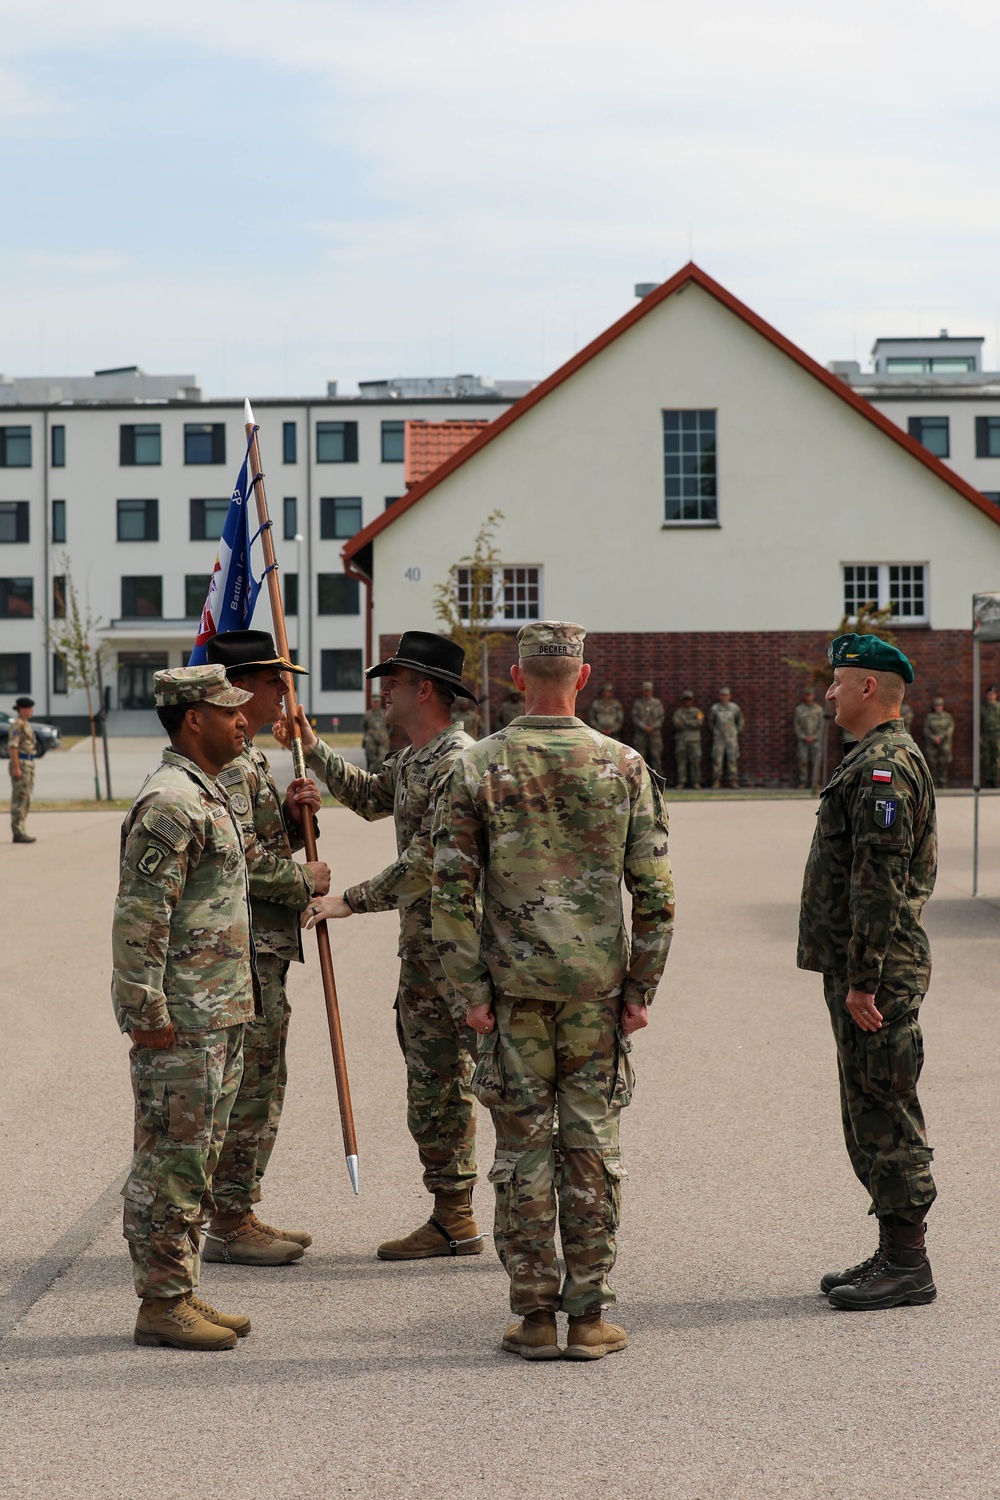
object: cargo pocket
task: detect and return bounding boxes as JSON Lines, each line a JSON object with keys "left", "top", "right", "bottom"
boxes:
{"left": 609, "top": 1026, "right": 635, "bottom": 1110}
{"left": 488, "top": 1154, "right": 517, "bottom": 1238}
{"left": 472, "top": 1028, "right": 505, "bottom": 1108}
{"left": 134, "top": 1050, "right": 210, "bottom": 1150}
{"left": 604, "top": 1156, "right": 628, "bottom": 1230}
{"left": 121, "top": 1176, "right": 157, "bottom": 1244}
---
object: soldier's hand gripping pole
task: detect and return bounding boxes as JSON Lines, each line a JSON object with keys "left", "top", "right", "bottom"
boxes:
{"left": 244, "top": 399, "right": 360, "bottom": 1194}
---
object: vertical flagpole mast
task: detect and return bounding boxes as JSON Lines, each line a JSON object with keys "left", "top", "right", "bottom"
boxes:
{"left": 245, "top": 399, "right": 360, "bottom": 1193}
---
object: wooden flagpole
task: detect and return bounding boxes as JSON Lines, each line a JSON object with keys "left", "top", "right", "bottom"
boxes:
{"left": 244, "top": 399, "right": 360, "bottom": 1193}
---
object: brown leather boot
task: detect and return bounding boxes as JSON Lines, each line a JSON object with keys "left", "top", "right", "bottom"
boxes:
{"left": 187, "top": 1294, "right": 252, "bottom": 1337}
{"left": 376, "top": 1189, "right": 484, "bottom": 1260}
{"left": 247, "top": 1212, "right": 313, "bottom": 1250}
{"left": 564, "top": 1313, "right": 629, "bottom": 1361}
{"left": 501, "top": 1311, "right": 561, "bottom": 1361}
{"left": 134, "top": 1294, "right": 237, "bottom": 1350}
{"left": 828, "top": 1218, "right": 936, "bottom": 1310}
{"left": 203, "top": 1212, "right": 304, "bottom": 1266}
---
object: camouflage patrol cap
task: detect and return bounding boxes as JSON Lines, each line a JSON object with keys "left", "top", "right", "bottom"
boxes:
{"left": 154, "top": 663, "right": 253, "bottom": 708}
{"left": 641, "top": 680, "right": 654, "bottom": 691}
{"left": 517, "top": 621, "right": 586, "bottom": 659}
{"left": 828, "top": 632, "right": 914, "bottom": 684}
{"left": 681, "top": 689, "right": 694, "bottom": 698}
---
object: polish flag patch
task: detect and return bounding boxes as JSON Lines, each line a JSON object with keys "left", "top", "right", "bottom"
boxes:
{"left": 872, "top": 768, "right": 893, "bottom": 783}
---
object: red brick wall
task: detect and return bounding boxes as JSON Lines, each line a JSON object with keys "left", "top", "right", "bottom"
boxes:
{"left": 379, "top": 629, "right": 1000, "bottom": 787}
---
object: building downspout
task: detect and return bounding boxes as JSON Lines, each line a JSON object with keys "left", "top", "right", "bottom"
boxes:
{"left": 343, "top": 550, "right": 373, "bottom": 709}
{"left": 43, "top": 409, "right": 50, "bottom": 718}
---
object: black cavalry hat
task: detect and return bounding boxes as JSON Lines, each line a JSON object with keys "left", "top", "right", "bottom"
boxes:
{"left": 207, "top": 629, "right": 308, "bottom": 675}
{"left": 367, "top": 630, "right": 478, "bottom": 704}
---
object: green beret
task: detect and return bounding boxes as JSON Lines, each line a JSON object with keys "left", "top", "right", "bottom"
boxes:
{"left": 828, "top": 632, "right": 914, "bottom": 685}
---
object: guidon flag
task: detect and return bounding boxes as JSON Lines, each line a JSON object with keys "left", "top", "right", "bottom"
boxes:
{"left": 188, "top": 433, "right": 264, "bottom": 666}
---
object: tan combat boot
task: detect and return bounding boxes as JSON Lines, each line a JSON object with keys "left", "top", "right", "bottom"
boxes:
{"left": 202, "top": 1212, "right": 304, "bottom": 1266}
{"left": 187, "top": 1294, "right": 252, "bottom": 1337}
{"left": 501, "top": 1311, "right": 561, "bottom": 1361}
{"left": 134, "top": 1294, "right": 237, "bottom": 1350}
{"left": 564, "top": 1313, "right": 628, "bottom": 1361}
{"left": 376, "top": 1188, "right": 484, "bottom": 1260}
{"left": 247, "top": 1212, "right": 313, "bottom": 1250}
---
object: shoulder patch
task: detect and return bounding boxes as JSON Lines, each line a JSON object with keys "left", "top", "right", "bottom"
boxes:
{"left": 872, "top": 796, "right": 897, "bottom": 830}
{"left": 136, "top": 842, "right": 170, "bottom": 878}
{"left": 228, "top": 792, "right": 251, "bottom": 817}
{"left": 217, "top": 766, "right": 246, "bottom": 788}
{"left": 140, "top": 808, "right": 190, "bottom": 851}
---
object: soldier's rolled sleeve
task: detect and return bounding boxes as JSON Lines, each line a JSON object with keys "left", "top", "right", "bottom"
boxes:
{"left": 622, "top": 771, "right": 675, "bottom": 1005}
{"left": 306, "top": 739, "right": 395, "bottom": 822}
{"left": 111, "top": 818, "right": 195, "bottom": 1033}
{"left": 346, "top": 760, "right": 452, "bottom": 915}
{"left": 430, "top": 762, "right": 492, "bottom": 1009}
{"left": 247, "top": 845, "right": 316, "bottom": 910}
{"left": 845, "top": 779, "right": 914, "bottom": 992}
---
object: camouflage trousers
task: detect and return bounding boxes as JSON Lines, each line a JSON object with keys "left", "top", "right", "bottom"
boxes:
{"left": 796, "top": 738, "right": 821, "bottom": 788}
{"left": 711, "top": 736, "right": 739, "bottom": 782}
{"left": 632, "top": 729, "right": 662, "bottom": 774}
{"left": 212, "top": 953, "right": 290, "bottom": 1217}
{"left": 394, "top": 953, "right": 478, "bottom": 1195}
{"left": 982, "top": 735, "right": 1000, "bottom": 785}
{"left": 9, "top": 763, "right": 34, "bottom": 836}
{"left": 675, "top": 736, "right": 702, "bottom": 787}
{"left": 924, "top": 747, "right": 952, "bottom": 786}
{"left": 122, "top": 1026, "right": 244, "bottom": 1299}
{"left": 477, "top": 993, "right": 631, "bottom": 1318}
{"left": 823, "top": 976, "right": 936, "bottom": 1220}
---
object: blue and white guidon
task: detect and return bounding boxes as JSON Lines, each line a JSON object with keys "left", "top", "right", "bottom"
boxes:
{"left": 188, "top": 434, "right": 264, "bottom": 666}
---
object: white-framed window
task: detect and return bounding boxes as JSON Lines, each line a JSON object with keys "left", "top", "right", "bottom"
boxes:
{"left": 456, "top": 565, "right": 541, "bottom": 624}
{"left": 842, "top": 563, "right": 928, "bottom": 623}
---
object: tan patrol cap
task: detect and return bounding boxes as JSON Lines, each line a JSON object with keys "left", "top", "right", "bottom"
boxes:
{"left": 682, "top": 689, "right": 694, "bottom": 698}
{"left": 154, "top": 663, "right": 253, "bottom": 708}
{"left": 517, "top": 621, "right": 586, "bottom": 659}
{"left": 641, "top": 680, "right": 654, "bottom": 691}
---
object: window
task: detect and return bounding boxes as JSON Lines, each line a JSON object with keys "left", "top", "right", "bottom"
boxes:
{"left": 385, "top": 495, "right": 403, "bottom": 510}
{"left": 0, "top": 502, "right": 30, "bottom": 543}
{"left": 184, "top": 423, "right": 226, "bottom": 465}
{"left": 51, "top": 498, "right": 66, "bottom": 543}
{"left": 53, "top": 575, "right": 66, "bottom": 618}
{"left": 886, "top": 356, "right": 975, "bottom": 374}
{"left": 843, "top": 563, "right": 927, "bottom": 623}
{"left": 381, "top": 420, "right": 405, "bottom": 462}
{"left": 320, "top": 496, "right": 362, "bottom": 539}
{"left": 321, "top": 649, "right": 364, "bottom": 692}
{"left": 0, "top": 653, "right": 30, "bottom": 694}
{"left": 283, "top": 422, "right": 297, "bottom": 464}
{"left": 185, "top": 574, "right": 211, "bottom": 618}
{"left": 0, "top": 578, "right": 33, "bottom": 618}
{"left": 316, "top": 421, "right": 358, "bottom": 463}
{"left": 456, "top": 565, "right": 541, "bottom": 624}
{"left": 283, "top": 496, "right": 298, "bottom": 540}
{"left": 284, "top": 572, "right": 299, "bottom": 616}
{"left": 0, "top": 426, "right": 31, "bottom": 467}
{"left": 983, "top": 492, "right": 1000, "bottom": 505}
{"left": 317, "top": 573, "right": 359, "bottom": 614}
{"left": 117, "top": 499, "right": 159, "bottom": 542}
{"left": 976, "top": 417, "right": 1000, "bottom": 458}
{"left": 52, "top": 654, "right": 67, "bottom": 694}
{"left": 907, "top": 416, "right": 949, "bottom": 458}
{"left": 663, "top": 410, "right": 717, "bottom": 523}
{"left": 121, "top": 576, "right": 163, "bottom": 617}
{"left": 51, "top": 425, "right": 65, "bottom": 468}
{"left": 120, "top": 423, "right": 162, "bottom": 466}
{"left": 190, "top": 497, "right": 230, "bottom": 541}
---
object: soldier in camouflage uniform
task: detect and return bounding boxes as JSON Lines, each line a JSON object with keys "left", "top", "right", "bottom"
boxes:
{"left": 204, "top": 630, "right": 331, "bottom": 1267}
{"left": 432, "top": 621, "right": 675, "bottom": 1361}
{"left": 794, "top": 687, "right": 825, "bottom": 791}
{"left": 672, "top": 691, "right": 704, "bottom": 789}
{"left": 588, "top": 683, "right": 624, "bottom": 739}
{"left": 495, "top": 689, "right": 524, "bottom": 731}
{"left": 281, "top": 631, "right": 482, "bottom": 1261}
{"left": 112, "top": 664, "right": 258, "bottom": 1351}
{"left": 981, "top": 685, "right": 1000, "bottom": 787}
{"left": 900, "top": 700, "right": 914, "bottom": 735}
{"left": 8, "top": 695, "right": 37, "bottom": 843}
{"left": 709, "top": 687, "right": 744, "bottom": 788}
{"left": 631, "top": 680, "right": 665, "bottom": 772}
{"left": 361, "top": 700, "right": 391, "bottom": 771}
{"left": 798, "top": 633, "right": 937, "bottom": 1311}
{"left": 923, "top": 696, "right": 954, "bottom": 788}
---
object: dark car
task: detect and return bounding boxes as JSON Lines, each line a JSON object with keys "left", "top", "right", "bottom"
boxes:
{"left": 0, "top": 709, "right": 62, "bottom": 757}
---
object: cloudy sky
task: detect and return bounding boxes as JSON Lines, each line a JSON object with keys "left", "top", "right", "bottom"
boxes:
{"left": 3, "top": 0, "right": 999, "bottom": 396}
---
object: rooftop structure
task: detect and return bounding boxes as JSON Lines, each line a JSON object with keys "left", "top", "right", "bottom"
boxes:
{"left": 0, "top": 366, "right": 202, "bottom": 406}
{"left": 356, "top": 374, "right": 536, "bottom": 401}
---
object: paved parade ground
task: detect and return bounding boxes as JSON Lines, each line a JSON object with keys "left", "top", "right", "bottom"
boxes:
{"left": 2, "top": 792, "right": 1000, "bottom": 1499}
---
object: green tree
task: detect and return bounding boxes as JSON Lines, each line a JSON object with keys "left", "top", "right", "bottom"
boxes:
{"left": 48, "top": 554, "right": 112, "bottom": 799}
{"left": 432, "top": 510, "right": 509, "bottom": 732}
{"left": 786, "top": 601, "right": 900, "bottom": 689}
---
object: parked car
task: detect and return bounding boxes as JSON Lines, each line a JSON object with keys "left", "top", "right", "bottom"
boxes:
{"left": 0, "top": 710, "right": 62, "bottom": 757}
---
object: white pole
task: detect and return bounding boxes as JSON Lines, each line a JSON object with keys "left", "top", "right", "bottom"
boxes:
{"left": 973, "top": 635, "right": 981, "bottom": 897}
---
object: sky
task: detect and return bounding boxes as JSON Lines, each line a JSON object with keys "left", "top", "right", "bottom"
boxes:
{"left": 2, "top": 0, "right": 999, "bottom": 397}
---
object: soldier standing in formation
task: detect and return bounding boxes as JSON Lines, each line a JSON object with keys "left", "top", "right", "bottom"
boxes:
{"left": 8, "top": 695, "right": 38, "bottom": 844}
{"left": 672, "top": 690, "right": 704, "bottom": 789}
{"left": 360, "top": 698, "right": 391, "bottom": 771}
{"left": 923, "top": 696, "right": 954, "bottom": 788}
{"left": 432, "top": 622, "right": 675, "bottom": 1360}
{"left": 900, "top": 701, "right": 914, "bottom": 735}
{"left": 981, "top": 685, "right": 1000, "bottom": 787}
{"left": 203, "top": 631, "right": 330, "bottom": 1267}
{"left": 631, "top": 680, "right": 665, "bottom": 772}
{"left": 495, "top": 688, "right": 524, "bottom": 731}
{"left": 709, "top": 687, "right": 744, "bottom": 788}
{"left": 588, "top": 683, "right": 624, "bottom": 739}
{"left": 794, "top": 687, "right": 825, "bottom": 791}
{"left": 284, "top": 632, "right": 485, "bottom": 1261}
{"left": 798, "top": 634, "right": 937, "bottom": 1310}
{"left": 112, "top": 665, "right": 258, "bottom": 1351}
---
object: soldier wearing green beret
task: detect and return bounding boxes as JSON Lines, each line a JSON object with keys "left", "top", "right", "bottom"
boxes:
{"left": 798, "top": 634, "right": 938, "bottom": 1310}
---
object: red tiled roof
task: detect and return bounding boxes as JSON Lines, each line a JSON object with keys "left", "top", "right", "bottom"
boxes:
{"left": 343, "top": 261, "right": 1000, "bottom": 567}
{"left": 405, "top": 420, "right": 492, "bottom": 487}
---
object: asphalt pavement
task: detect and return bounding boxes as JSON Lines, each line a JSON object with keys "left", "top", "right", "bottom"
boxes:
{"left": 2, "top": 794, "right": 999, "bottom": 1499}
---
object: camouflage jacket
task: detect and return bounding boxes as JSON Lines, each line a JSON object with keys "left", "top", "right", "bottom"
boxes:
{"left": 981, "top": 701, "right": 1000, "bottom": 738}
{"left": 8, "top": 715, "right": 37, "bottom": 758}
{"left": 307, "top": 725, "right": 473, "bottom": 959}
{"left": 218, "top": 741, "right": 315, "bottom": 962}
{"left": 709, "top": 701, "right": 744, "bottom": 741}
{"left": 361, "top": 709, "right": 390, "bottom": 753}
{"left": 111, "top": 748, "right": 258, "bottom": 1035}
{"left": 589, "top": 698, "right": 624, "bottom": 735}
{"left": 794, "top": 703, "right": 825, "bottom": 741}
{"left": 431, "top": 716, "right": 675, "bottom": 1009}
{"left": 673, "top": 706, "right": 704, "bottom": 739}
{"left": 797, "top": 719, "right": 937, "bottom": 997}
{"left": 632, "top": 696, "right": 665, "bottom": 732}
{"left": 923, "top": 712, "right": 954, "bottom": 752}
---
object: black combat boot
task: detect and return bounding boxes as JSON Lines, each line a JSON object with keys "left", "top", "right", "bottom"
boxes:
{"left": 819, "top": 1219, "right": 891, "bottom": 1295}
{"left": 827, "top": 1218, "right": 936, "bottom": 1310}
